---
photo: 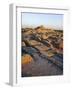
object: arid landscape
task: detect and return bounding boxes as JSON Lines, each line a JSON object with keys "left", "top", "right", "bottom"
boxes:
{"left": 21, "top": 25, "right": 63, "bottom": 77}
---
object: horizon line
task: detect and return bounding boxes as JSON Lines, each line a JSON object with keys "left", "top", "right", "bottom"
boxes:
{"left": 21, "top": 25, "right": 63, "bottom": 30}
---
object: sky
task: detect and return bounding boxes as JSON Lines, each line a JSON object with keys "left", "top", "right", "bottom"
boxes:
{"left": 21, "top": 12, "right": 63, "bottom": 30}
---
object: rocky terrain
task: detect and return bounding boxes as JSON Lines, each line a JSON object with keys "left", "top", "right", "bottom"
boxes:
{"left": 21, "top": 25, "right": 63, "bottom": 77}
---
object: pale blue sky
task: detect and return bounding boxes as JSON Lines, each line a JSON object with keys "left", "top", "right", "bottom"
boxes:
{"left": 21, "top": 12, "right": 63, "bottom": 30}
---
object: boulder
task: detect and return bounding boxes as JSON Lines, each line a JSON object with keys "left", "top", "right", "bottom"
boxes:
{"left": 22, "top": 54, "right": 33, "bottom": 64}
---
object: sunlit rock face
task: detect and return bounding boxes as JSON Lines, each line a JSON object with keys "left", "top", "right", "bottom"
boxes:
{"left": 22, "top": 54, "right": 33, "bottom": 64}
{"left": 21, "top": 25, "right": 63, "bottom": 77}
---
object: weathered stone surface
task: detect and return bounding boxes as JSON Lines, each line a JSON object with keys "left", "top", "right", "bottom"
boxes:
{"left": 21, "top": 26, "right": 63, "bottom": 77}
{"left": 22, "top": 54, "right": 33, "bottom": 64}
